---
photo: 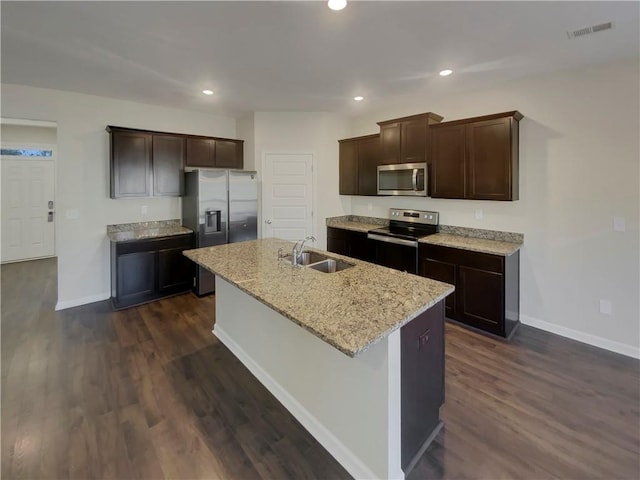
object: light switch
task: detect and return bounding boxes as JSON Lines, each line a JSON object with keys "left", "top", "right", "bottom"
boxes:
{"left": 613, "top": 217, "right": 626, "bottom": 232}
{"left": 65, "top": 209, "right": 79, "bottom": 220}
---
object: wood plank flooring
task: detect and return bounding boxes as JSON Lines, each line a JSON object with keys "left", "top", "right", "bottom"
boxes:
{"left": 2, "top": 258, "right": 639, "bottom": 479}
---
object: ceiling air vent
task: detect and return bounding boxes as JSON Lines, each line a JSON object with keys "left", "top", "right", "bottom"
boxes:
{"left": 567, "top": 22, "right": 614, "bottom": 39}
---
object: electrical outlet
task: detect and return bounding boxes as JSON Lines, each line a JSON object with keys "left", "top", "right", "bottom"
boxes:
{"left": 599, "top": 299, "right": 612, "bottom": 315}
{"left": 367, "top": 203, "right": 373, "bottom": 212}
{"left": 475, "top": 209, "right": 483, "bottom": 220}
{"left": 141, "top": 205, "right": 148, "bottom": 215}
{"left": 613, "top": 217, "right": 626, "bottom": 232}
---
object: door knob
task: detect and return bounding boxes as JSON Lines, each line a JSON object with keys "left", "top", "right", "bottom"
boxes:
{"left": 265, "top": 219, "right": 272, "bottom": 224}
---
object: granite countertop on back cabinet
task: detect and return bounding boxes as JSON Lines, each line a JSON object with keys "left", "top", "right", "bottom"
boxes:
{"left": 107, "top": 219, "right": 193, "bottom": 242}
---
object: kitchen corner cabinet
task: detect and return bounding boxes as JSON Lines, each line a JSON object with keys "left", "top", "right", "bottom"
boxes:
{"left": 338, "top": 134, "right": 380, "bottom": 196}
{"left": 377, "top": 112, "right": 443, "bottom": 165}
{"left": 108, "top": 126, "right": 185, "bottom": 198}
{"left": 185, "top": 136, "right": 243, "bottom": 169}
{"left": 418, "top": 243, "right": 520, "bottom": 338}
{"left": 111, "top": 234, "right": 194, "bottom": 309}
{"left": 430, "top": 111, "right": 523, "bottom": 201}
{"left": 326, "top": 227, "right": 372, "bottom": 262}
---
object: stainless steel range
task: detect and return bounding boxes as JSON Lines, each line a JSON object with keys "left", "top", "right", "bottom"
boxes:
{"left": 367, "top": 208, "right": 439, "bottom": 273}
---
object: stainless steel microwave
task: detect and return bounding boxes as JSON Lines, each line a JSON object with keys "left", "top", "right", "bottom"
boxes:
{"left": 377, "top": 162, "right": 428, "bottom": 196}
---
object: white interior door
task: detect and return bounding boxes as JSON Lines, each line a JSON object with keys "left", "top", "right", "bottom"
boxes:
{"left": 1, "top": 150, "right": 56, "bottom": 263}
{"left": 261, "top": 153, "right": 314, "bottom": 241}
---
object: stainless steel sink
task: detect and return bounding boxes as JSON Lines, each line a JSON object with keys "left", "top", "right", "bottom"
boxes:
{"left": 308, "top": 258, "right": 354, "bottom": 273}
{"left": 282, "top": 251, "right": 354, "bottom": 273}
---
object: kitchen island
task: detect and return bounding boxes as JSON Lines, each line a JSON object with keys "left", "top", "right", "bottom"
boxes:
{"left": 184, "top": 238, "right": 453, "bottom": 479}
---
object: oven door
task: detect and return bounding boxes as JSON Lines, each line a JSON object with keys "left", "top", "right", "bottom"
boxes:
{"left": 367, "top": 234, "right": 418, "bottom": 274}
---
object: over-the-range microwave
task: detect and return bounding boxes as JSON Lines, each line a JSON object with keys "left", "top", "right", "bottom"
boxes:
{"left": 377, "top": 162, "right": 428, "bottom": 196}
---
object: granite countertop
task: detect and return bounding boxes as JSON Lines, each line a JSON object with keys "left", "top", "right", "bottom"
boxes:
{"left": 326, "top": 215, "right": 388, "bottom": 233}
{"left": 419, "top": 233, "right": 522, "bottom": 256}
{"left": 107, "top": 219, "right": 193, "bottom": 242}
{"left": 183, "top": 238, "right": 454, "bottom": 358}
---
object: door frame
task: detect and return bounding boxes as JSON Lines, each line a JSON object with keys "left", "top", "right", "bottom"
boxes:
{"left": 260, "top": 151, "right": 316, "bottom": 240}
{"left": 0, "top": 120, "right": 58, "bottom": 263}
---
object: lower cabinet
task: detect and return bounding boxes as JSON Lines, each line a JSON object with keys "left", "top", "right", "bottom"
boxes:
{"left": 326, "top": 227, "right": 372, "bottom": 262}
{"left": 400, "top": 300, "right": 444, "bottom": 470}
{"left": 111, "top": 234, "right": 194, "bottom": 309}
{"left": 418, "top": 243, "right": 520, "bottom": 338}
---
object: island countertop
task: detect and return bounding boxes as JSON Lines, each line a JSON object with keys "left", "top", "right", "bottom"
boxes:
{"left": 184, "top": 238, "right": 454, "bottom": 357}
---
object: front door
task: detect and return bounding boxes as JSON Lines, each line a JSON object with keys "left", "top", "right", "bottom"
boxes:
{"left": 261, "top": 153, "right": 314, "bottom": 241}
{"left": 1, "top": 147, "right": 56, "bottom": 263}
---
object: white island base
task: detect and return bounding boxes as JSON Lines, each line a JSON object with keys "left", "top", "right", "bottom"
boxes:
{"left": 213, "top": 277, "right": 444, "bottom": 480}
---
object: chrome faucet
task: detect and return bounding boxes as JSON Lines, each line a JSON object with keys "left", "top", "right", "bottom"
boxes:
{"left": 292, "top": 236, "right": 316, "bottom": 266}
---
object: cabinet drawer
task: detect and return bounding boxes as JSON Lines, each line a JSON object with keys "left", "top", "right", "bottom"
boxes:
{"left": 116, "top": 234, "right": 193, "bottom": 255}
{"left": 420, "top": 243, "right": 503, "bottom": 273}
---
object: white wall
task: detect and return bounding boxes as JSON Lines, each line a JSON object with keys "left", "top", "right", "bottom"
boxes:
{"left": 1, "top": 124, "right": 57, "bottom": 144}
{"left": 348, "top": 58, "right": 640, "bottom": 357}
{"left": 251, "top": 112, "right": 351, "bottom": 249}
{"left": 1, "top": 83, "right": 237, "bottom": 309}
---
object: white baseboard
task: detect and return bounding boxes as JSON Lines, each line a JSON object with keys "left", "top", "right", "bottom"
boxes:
{"left": 213, "top": 325, "right": 379, "bottom": 480}
{"left": 55, "top": 292, "right": 110, "bottom": 311}
{"left": 520, "top": 314, "right": 640, "bottom": 360}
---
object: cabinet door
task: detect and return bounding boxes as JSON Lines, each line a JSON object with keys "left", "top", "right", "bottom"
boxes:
{"left": 116, "top": 251, "right": 156, "bottom": 306}
{"left": 186, "top": 138, "right": 215, "bottom": 168}
{"left": 152, "top": 134, "right": 184, "bottom": 196}
{"left": 400, "top": 117, "right": 427, "bottom": 164}
{"left": 326, "top": 227, "right": 348, "bottom": 256}
{"left": 419, "top": 257, "right": 457, "bottom": 318}
{"left": 158, "top": 246, "right": 194, "bottom": 294}
{"left": 400, "top": 300, "right": 444, "bottom": 470}
{"left": 357, "top": 136, "right": 380, "bottom": 196}
{"left": 430, "top": 124, "right": 466, "bottom": 199}
{"left": 465, "top": 117, "right": 513, "bottom": 200}
{"left": 110, "top": 130, "right": 152, "bottom": 198}
{"left": 379, "top": 123, "right": 401, "bottom": 164}
{"left": 339, "top": 140, "right": 358, "bottom": 195}
{"left": 346, "top": 230, "right": 373, "bottom": 262}
{"left": 215, "top": 139, "right": 243, "bottom": 169}
{"left": 458, "top": 265, "right": 504, "bottom": 335}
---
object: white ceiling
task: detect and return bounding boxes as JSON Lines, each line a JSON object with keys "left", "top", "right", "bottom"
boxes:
{"left": 1, "top": 1, "right": 638, "bottom": 117}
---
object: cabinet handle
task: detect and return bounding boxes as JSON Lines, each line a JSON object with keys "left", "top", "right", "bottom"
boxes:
{"left": 418, "top": 329, "right": 430, "bottom": 350}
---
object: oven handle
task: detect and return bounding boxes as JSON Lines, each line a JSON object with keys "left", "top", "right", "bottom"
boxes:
{"left": 367, "top": 233, "right": 418, "bottom": 248}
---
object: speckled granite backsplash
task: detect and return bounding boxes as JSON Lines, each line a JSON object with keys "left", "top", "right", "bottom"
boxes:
{"left": 438, "top": 225, "right": 523, "bottom": 243}
{"left": 107, "top": 219, "right": 182, "bottom": 233}
{"left": 326, "top": 215, "right": 388, "bottom": 227}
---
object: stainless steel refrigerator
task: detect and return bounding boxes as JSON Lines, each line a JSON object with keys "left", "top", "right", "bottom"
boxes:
{"left": 182, "top": 169, "right": 258, "bottom": 295}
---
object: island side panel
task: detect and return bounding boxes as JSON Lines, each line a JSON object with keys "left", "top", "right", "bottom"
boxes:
{"left": 213, "top": 277, "right": 404, "bottom": 480}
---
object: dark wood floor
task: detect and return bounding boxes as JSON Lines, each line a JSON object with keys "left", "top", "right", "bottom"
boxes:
{"left": 2, "top": 258, "right": 639, "bottom": 480}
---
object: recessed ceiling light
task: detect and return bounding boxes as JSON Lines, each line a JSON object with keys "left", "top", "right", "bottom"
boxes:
{"left": 328, "top": 0, "right": 347, "bottom": 11}
{"left": 202, "top": 89, "right": 214, "bottom": 95}
{"left": 439, "top": 69, "right": 453, "bottom": 77}
{"left": 353, "top": 96, "right": 364, "bottom": 102}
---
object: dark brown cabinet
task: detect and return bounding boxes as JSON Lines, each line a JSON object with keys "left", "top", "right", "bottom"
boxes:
{"left": 326, "top": 227, "right": 372, "bottom": 262}
{"left": 429, "top": 111, "right": 522, "bottom": 201}
{"left": 110, "top": 129, "right": 152, "bottom": 198}
{"left": 108, "top": 127, "right": 184, "bottom": 198}
{"left": 418, "top": 243, "right": 520, "bottom": 338}
{"left": 338, "top": 134, "right": 380, "bottom": 196}
{"left": 401, "top": 300, "right": 444, "bottom": 470}
{"left": 377, "top": 112, "right": 443, "bottom": 165}
{"left": 152, "top": 134, "right": 185, "bottom": 196}
{"left": 185, "top": 137, "right": 243, "bottom": 169}
{"left": 111, "top": 234, "right": 194, "bottom": 309}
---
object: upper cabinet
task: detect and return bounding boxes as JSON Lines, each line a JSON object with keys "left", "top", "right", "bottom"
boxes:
{"left": 377, "top": 112, "right": 443, "bottom": 165}
{"left": 110, "top": 129, "right": 152, "bottom": 198}
{"left": 338, "top": 134, "right": 380, "bottom": 196}
{"left": 185, "top": 137, "right": 243, "bottom": 169}
{"left": 108, "top": 126, "right": 244, "bottom": 199}
{"left": 430, "top": 111, "right": 523, "bottom": 201}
